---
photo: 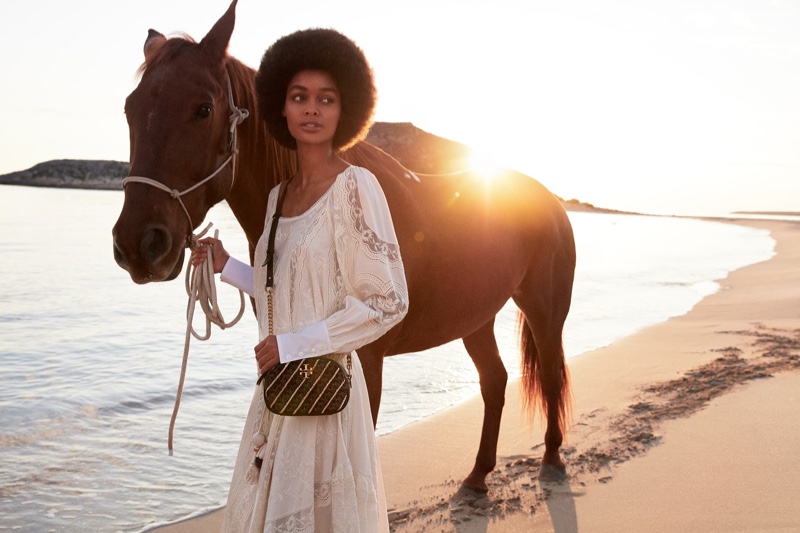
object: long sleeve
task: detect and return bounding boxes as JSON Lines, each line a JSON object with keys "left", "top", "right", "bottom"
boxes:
{"left": 276, "top": 168, "right": 408, "bottom": 362}
{"left": 220, "top": 256, "right": 255, "bottom": 297}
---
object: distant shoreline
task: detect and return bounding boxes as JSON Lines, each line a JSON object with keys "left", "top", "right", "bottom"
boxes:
{"left": 733, "top": 210, "right": 800, "bottom": 217}
{"left": 7, "top": 157, "right": 795, "bottom": 220}
{"left": 0, "top": 119, "right": 632, "bottom": 215}
{"left": 5, "top": 168, "right": 797, "bottom": 220}
{"left": 0, "top": 158, "right": 629, "bottom": 215}
{"left": 0, "top": 180, "right": 123, "bottom": 191}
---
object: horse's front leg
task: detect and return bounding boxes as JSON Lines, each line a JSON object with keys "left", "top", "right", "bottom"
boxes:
{"left": 357, "top": 348, "right": 385, "bottom": 427}
{"left": 462, "top": 319, "right": 508, "bottom": 493}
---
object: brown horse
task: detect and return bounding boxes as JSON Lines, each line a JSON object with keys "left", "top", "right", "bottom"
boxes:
{"left": 112, "top": 0, "right": 575, "bottom": 492}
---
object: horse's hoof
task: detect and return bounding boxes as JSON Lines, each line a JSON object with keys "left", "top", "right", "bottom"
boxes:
{"left": 458, "top": 483, "right": 489, "bottom": 498}
{"left": 538, "top": 463, "right": 568, "bottom": 483}
{"left": 461, "top": 471, "right": 490, "bottom": 494}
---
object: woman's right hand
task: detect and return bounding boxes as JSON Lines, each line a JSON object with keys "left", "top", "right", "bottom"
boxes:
{"left": 254, "top": 335, "right": 280, "bottom": 375}
{"left": 190, "top": 237, "right": 230, "bottom": 274}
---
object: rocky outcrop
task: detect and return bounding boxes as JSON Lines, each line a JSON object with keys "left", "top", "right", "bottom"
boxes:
{"left": 365, "top": 122, "right": 473, "bottom": 174}
{"left": 0, "top": 159, "right": 128, "bottom": 190}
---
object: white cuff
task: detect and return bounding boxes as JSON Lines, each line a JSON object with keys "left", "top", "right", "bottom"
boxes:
{"left": 220, "top": 256, "right": 254, "bottom": 297}
{"left": 276, "top": 321, "right": 333, "bottom": 363}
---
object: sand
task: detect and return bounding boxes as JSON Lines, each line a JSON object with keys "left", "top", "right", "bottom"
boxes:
{"left": 151, "top": 218, "right": 800, "bottom": 532}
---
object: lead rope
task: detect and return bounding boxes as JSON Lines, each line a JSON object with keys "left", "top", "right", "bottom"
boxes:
{"left": 117, "top": 77, "right": 247, "bottom": 453}
{"left": 168, "top": 223, "right": 246, "bottom": 454}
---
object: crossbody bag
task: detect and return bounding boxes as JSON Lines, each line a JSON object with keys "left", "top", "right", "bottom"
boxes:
{"left": 256, "top": 178, "right": 352, "bottom": 416}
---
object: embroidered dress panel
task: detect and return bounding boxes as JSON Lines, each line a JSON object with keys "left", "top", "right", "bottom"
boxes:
{"left": 222, "top": 166, "right": 407, "bottom": 532}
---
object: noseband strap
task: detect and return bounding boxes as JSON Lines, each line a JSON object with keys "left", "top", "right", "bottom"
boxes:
{"left": 122, "top": 76, "right": 249, "bottom": 246}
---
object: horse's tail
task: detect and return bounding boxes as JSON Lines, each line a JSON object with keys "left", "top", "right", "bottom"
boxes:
{"left": 517, "top": 311, "right": 572, "bottom": 432}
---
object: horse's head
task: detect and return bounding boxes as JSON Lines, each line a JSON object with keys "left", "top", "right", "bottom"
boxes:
{"left": 113, "top": 0, "right": 242, "bottom": 283}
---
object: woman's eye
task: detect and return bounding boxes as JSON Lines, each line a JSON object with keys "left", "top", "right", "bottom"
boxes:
{"left": 291, "top": 94, "right": 305, "bottom": 102}
{"left": 196, "top": 105, "right": 212, "bottom": 118}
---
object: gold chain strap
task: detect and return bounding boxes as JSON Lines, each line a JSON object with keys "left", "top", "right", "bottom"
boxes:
{"left": 264, "top": 179, "right": 351, "bottom": 379}
{"left": 267, "top": 287, "right": 275, "bottom": 336}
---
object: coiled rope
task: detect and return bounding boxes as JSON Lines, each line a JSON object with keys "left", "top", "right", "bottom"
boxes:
{"left": 168, "top": 223, "right": 246, "bottom": 454}
{"left": 119, "top": 76, "right": 250, "bottom": 453}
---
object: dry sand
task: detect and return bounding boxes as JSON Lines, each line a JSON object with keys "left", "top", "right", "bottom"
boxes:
{"left": 152, "top": 218, "right": 800, "bottom": 533}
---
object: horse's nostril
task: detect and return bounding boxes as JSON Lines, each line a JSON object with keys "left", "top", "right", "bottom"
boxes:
{"left": 113, "top": 240, "right": 128, "bottom": 267}
{"left": 140, "top": 226, "right": 173, "bottom": 264}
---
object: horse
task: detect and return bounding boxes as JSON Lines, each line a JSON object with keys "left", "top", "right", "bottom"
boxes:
{"left": 112, "top": 0, "right": 576, "bottom": 492}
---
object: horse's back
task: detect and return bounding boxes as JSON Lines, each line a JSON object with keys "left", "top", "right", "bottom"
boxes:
{"left": 343, "top": 141, "right": 575, "bottom": 355}
{"left": 344, "top": 141, "right": 572, "bottom": 246}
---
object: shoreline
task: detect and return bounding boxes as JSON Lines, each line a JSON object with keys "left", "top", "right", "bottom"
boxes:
{"left": 149, "top": 217, "right": 800, "bottom": 532}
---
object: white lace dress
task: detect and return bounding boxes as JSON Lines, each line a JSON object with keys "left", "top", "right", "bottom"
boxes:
{"left": 220, "top": 166, "right": 408, "bottom": 532}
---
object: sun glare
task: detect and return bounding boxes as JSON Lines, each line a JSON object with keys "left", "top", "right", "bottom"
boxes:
{"left": 468, "top": 149, "right": 504, "bottom": 181}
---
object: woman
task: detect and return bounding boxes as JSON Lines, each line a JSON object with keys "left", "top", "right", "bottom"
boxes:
{"left": 191, "top": 29, "right": 407, "bottom": 532}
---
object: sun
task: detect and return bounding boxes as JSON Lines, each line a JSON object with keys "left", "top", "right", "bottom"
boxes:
{"left": 468, "top": 149, "right": 504, "bottom": 181}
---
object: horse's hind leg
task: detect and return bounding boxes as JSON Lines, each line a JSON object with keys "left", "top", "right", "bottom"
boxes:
{"left": 358, "top": 348, "right": 385, "bottom": 427}
{"left": 513, "top": 260, "right": 573, "bottom": 479}
{"left": 462, "top": 318, "right": 508, "bottom": 493}
{"left": 525, "top": 314, "right": 570, "bottom": 479}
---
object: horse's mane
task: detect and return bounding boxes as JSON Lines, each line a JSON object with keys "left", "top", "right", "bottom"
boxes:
{"left": 136, "top": 33, "right": 197, "bottom": 77}
{"left": 224, "top": 54, "right": 299, "bottom": 186}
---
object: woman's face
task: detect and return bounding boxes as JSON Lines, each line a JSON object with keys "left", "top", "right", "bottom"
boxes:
{"left": 283, "top": 69, "right": 341, "bottom": 148}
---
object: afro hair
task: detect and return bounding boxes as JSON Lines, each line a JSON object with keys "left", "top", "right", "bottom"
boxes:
{"left": 255, "top": 28, "right": 377, "bottom": 151}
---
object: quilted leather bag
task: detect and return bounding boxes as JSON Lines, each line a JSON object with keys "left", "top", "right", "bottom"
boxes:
{"left": 257, "top": 354, "right": 351, "bottom": 416}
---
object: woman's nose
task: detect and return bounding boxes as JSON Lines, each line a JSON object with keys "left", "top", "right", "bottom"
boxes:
{"left": 304, "top": 106, "right": 319, "bottom": 116}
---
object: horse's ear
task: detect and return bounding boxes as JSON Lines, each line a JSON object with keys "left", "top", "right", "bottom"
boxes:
{"left": 144, "top": 29, "right": 167, "bottom": 61}
{"left": 199, "top": 0, "right": 237, "bottom": 60}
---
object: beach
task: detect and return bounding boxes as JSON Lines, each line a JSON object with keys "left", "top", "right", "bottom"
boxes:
{"left": 152, "top": 217, "right": 800, "bottom": 532}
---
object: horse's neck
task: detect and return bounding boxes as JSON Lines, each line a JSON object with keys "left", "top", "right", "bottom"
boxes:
{"left": 228, "top": 131, "right": 292, "bottom": 255}
{"left": 224, "top": 61, "right": 297, "bottom": 253}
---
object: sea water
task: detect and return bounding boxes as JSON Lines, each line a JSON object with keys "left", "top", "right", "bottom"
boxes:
{"left": 0, "top": 186, "right": 774, "bottom": 532}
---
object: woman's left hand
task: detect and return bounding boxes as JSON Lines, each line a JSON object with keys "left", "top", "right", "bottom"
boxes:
{"left": 254, "top": 335, "right": 280, "bottom": 375}
{"left": 189, "top": 237, "right": 230, "bottom": 273}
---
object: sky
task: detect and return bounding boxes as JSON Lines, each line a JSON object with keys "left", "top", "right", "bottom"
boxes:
{"left": 1, "top": 0, "right": 799, "bottom": 215}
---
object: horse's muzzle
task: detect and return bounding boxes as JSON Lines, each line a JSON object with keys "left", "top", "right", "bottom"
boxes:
{"left": 113, "top": 224, "right": 184, "bottom": 283}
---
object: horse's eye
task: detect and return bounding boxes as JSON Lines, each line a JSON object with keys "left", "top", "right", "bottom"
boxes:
{"left": 196, "top": 105, "right": 212, "bottom": 118}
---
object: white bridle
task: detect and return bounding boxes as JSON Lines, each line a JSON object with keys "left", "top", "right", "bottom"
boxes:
{"left": 122, "top": 76, "right": 250, "bottom": 245}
